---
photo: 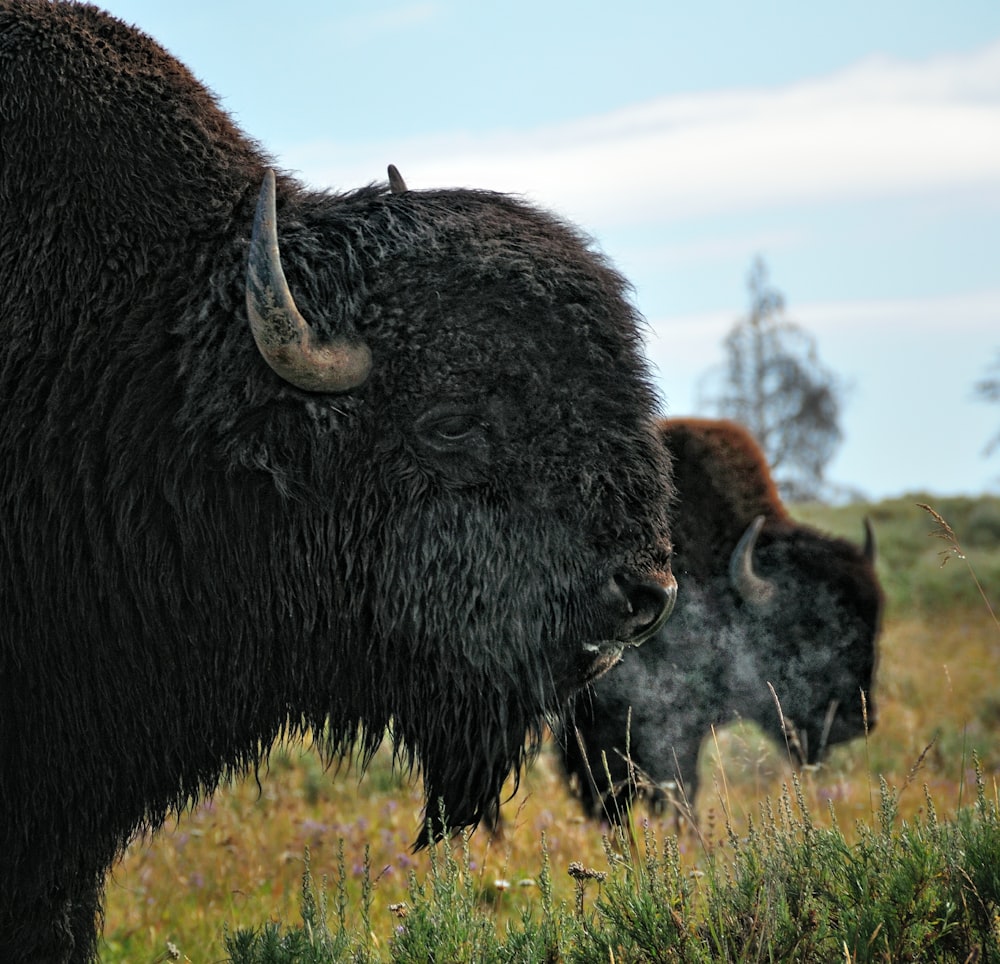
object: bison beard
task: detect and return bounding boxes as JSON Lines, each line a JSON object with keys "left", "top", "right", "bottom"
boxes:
{"left": 371, "top": 502, "right": 659, "bottom": 846}
{"left": 0, "top": 3, "right": 676, "bottom": 961}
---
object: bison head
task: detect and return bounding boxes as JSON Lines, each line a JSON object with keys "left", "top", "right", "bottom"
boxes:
{"left": 727, "top": 515, "right": 881, "bottom": 764}
{"left": 229, "top": 170, "right": 677, "bottom": 840}
{"left": 561, "top": 516, "right": 880, "bottom": 823}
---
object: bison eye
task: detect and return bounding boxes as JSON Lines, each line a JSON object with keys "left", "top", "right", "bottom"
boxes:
{"left": 413, "top": 404, "right": 494, "bottom": 482}
{"left": 415, "top": 405, "right": 489, "bottom": 450}
{"left": 430, "top": 413, "right": 483, "bottom": 443}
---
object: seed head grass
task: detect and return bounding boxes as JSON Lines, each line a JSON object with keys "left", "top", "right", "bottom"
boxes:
{"left": 918, "top": 501, "right": 1000, "bottom": 632}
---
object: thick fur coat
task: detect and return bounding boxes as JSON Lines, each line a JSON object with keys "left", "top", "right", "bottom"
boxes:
{"left": 0, "top": 4, "right": 676, "bottom": 960}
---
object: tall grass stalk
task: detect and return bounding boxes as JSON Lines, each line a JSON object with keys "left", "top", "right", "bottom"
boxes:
{"left": 918, "top": 502, "right": 1000, "bottom": 633}
{"left": 918, "top": 502, "right": 999, "bottom": 814}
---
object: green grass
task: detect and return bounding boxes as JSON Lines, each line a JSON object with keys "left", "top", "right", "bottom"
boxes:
{"left": 794, "top": 493, "right": 1000, "bottom": 618}
{"left": 221, "top": 770, "right": 1000, "bottom": 963}
{"left": 99, "top": 495, "right": 1000, "bottom": 962}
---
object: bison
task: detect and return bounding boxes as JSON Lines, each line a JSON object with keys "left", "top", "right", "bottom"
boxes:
{"left": 0, "top": 3, "right": 677, "bottom": 960}
{"left": 561, "top": 417, "right": 882, "bottom": 822}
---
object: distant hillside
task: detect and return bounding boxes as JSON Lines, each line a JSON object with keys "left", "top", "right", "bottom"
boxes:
{"left": 792, "top": 494, "right": 1000, "bottom": 617}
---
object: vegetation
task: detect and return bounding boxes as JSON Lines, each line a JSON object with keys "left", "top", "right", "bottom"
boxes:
{"left": 219, "top": 775, "right": 1000, "bottom": 964}
{"left": 100, "top": 495, "right": 1000, "bottom": 962}
{"left": 697, "top": 257, "right": 848, "bottom": 502}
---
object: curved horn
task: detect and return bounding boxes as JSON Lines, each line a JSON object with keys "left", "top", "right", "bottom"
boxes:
{"left": 729, "top": 515, "right": 777, "bottom": 608}
{"left": 862, "top": 516, "right": 877, "bottom": 563}
{"left": 387, "top": 164, "right": 408, "bottom": 194}
{"left": 246, "top": 170, "right": 372, "bottom": 393}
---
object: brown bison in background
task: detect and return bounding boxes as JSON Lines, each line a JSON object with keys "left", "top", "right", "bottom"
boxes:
{"left": 0, "top": 3, "right": 677, "bottom": 960}
{"left": 561, "top": 417, "right": 882, "bottom": 822}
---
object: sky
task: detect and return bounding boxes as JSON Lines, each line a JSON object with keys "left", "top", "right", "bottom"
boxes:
{"left": 96, "top": 1, "right": 1000, "bottom": 502}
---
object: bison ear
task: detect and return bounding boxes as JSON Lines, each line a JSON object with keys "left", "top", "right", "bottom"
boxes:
{"left": 729, "top": 515, "right": 777, "bottom": 609}
{"left": 862, "top": 517, "right": 877, "bottom": 563}
{"left": 387, "top": 164, "right": 408, "bottom": 194}
{"left": 246, "top": 169, "right": 372, "bottom": 393}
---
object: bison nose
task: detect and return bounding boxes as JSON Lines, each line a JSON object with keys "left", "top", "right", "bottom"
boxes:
{"left": 611, "top": 572, "right": 677, "bottom": 646}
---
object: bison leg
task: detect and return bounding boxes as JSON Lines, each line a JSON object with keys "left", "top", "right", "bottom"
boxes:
{"left": 0, "top": 878, "right": 101, "bottom": 964}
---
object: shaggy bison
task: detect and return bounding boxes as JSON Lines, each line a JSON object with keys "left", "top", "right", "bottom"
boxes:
{"left": 562, "top": 418, "right": 881, "bottom": 822}
{"left": 0, "top": 3, "right": 677, "bottom": 960}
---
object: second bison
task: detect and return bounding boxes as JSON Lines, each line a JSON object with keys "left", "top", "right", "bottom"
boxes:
{"left": 562, "top": 417, "right": 882, "bottom": 820}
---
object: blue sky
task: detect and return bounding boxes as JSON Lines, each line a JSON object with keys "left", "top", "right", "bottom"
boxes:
{"left": 98, "top": 1, "right": 1000, "bottom": 501}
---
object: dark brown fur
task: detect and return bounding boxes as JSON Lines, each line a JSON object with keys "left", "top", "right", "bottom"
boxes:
{"left": 0, "top": 4, "right": 675, "bottom": 960}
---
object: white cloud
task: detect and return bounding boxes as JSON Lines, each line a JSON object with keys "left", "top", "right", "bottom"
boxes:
{"left": 645, "top": 289, "right": 1000, "bottom": 342}
{"left": 645, "top": 288, "right": 1000, "bottom": 371}
{"left": 793, "top": 289, "right": 1000, "bottom": 335}
{"left": 285, "top": 40, "right": 1000, "bottom": 229}
{"left": 337, "top": 3, "right": 441, "bottom": 38}
{"left": 624, "top": 228, "right": 808, "bottom": 270}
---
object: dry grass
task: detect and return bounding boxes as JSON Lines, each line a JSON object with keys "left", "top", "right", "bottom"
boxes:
{"left": 101, "top": 599, "right": 1000, "bottom": 963}
{"left": 102, "top": 735, "right": 616, "bottom": 961}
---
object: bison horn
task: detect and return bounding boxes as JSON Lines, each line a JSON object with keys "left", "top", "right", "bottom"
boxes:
{"left": 387, "top": 164, "right": 408, "bottom": 194}
{"left": 246, "top": 169, "right": 372, "bottom": 393}
{"left": 729, "top": 515, "right": 777, "bottom": 608}
{"left": 862, "top": 516, "right": 877, "bottom": 563}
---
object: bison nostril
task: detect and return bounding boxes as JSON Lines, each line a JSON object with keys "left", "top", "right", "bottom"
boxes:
{"left": 613, "top": 573, "right": 677, "bottom": 646}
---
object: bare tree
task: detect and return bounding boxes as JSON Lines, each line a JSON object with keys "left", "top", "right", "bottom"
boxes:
{"left": 975, "top": 351, "right": 1000, "bottom": 456}
{"left": 697, "top": 257, "right": 846, "bottom": 502}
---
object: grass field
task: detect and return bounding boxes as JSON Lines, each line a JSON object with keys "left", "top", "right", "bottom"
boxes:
{"left": 98, "top": 495, "right": 1000, "bottom": 962}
